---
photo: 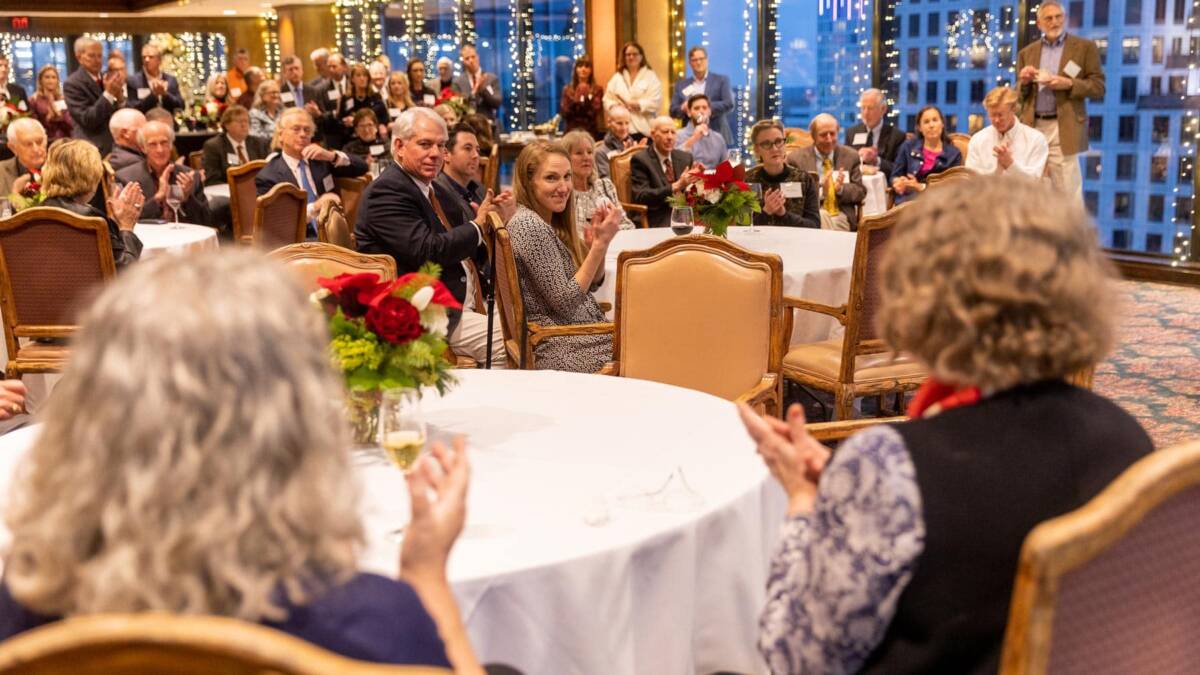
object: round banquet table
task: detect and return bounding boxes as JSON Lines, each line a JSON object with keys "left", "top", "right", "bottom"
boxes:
{"left": 133, "top": 223, "right": 220, "bottom": 260}
{"left": 595, "top": 226, "right": 856, "bottom": 346}
{"left": 203, "top": 183, "right": 230, "bottom": 201}
{"left": 0, "top": 369, "right": 784, "bottom": 675}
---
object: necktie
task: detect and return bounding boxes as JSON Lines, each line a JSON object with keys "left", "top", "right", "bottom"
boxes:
{"left": 236, "top": 144, "right": 248, "bottom": 165}
{"left": 822, "top": 156, "right": 839, "bottom": 216}
{"left": 298, "top": 161, "right": 319, "bottom": 236}
{"left": 869, "top": 129, "right": 877, "bottom": 148}
{"left": 294, "top": 85, "right": 304, "bottom": 108}
{"left": 429, "top": 187, "right": 485, "bottom": 311}
{"left": 663, "top": 157, "right": 675, "bottom": 183}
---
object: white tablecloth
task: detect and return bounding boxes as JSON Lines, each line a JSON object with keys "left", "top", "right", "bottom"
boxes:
{"left": 862, "top": 170, "right": 888, "bottom": 217}
{"left": 596, "top": 227, "right": 856, "bottom": 345}
{"left": 0, "top": 370, "right": 784, "bottom": 675}
{"left": 203, "top": 183, "right": 230, "bottom": 200}
{"left": 133, "top": 223, "right": 219, "bottom": 260}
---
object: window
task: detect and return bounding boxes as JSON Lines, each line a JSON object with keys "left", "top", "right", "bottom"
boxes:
{"left": 1095, "top": 0, "right": 1110, "bottom": 26}
{"left": 998, "top": 43, "right": 1013, "bottom": 70}
{"left": 926, "top": 81, "right": 938, "bottom": 103}
{"left": 688, "top": 0, "right": 763, "bottom": 141}
{"left": 947, "top": 114, "right": 958, "bottom": 132}
{"left": 1126, "top": 0, "right": 1142, "bottom": 24}
{"left": 927, "top": 47, "right": 940, "bottom": 71}
{"left": 1122, "top": 37, "right": 1141, "bottom": 64}
{"left": 909, "top": 14, "right": 920, "bottom": 37}
{"left": 1086, "top": 156, "right": 1103, "bottom": 179}
{"left": 970, "top": 79, "right": 985, "bottom": 103}
{"left": 1152, "top": 116, "right": 1170, "bottom": 143}
{"left": 1181, "top": 156, "right": 1194, "bottom": 182}
{"left": 1117, "top": 154, "right": 1136, "bottom": 180}
{"left": 1088, "top": 116, "right": 1103, "bottom": 142}
{"left": 1085, "top": 191, "right": 1099, "bottom": 216}
{"left": 1152, "top": 37, "right": 1164, "bottom": 63}
{"left": 1169, "top": 76, "right": 1187, "bottom": 94}
{"left": 1000, "top": 6, "right": 1014, "bottom": 31}
{"left": 1119, "top": 116, "right": 1138, "bottom": 142}
{"left": 1146, "top": 233, "right": 1163, "bottom": 252}
{"left": 1069, "top": 1, "right": 1085, "bottom": 27}
{"left": 1175, "top": 0, "right": 1187, "bottom": 23}
{"left": 906, "top": 114, "right": 917, "bottom": 132}
{"left": 1114, "top": 193, "right": 1133, "bottom": 218}
{"left": 1175, "top": 197, "right": 1194, "bottom": 222}
{"left": 1149, "top": 195, "right": 1165, "bottom": 221}
{"left": 927, "top": 12, "right": 940, "bottom": 37}
{"left": 1151, "top": 155, "right": 1168, "bottom": 181}
{"left": 1172, "top": 37, "right": 1184, "bottom": 56}
{"left": 907, "top": 80, "right": 919, "bottom": 104}
{"left": 1156, "top": 0, "right": 1168, "bottom": 23}
{"left": 908, "top": 48, "right": 920, "bottom": 71}
{"left": 1181, "top": 116, "right": 1198, "bottom": 144}
{"left": 1095, "top": 38, "right": 1108, "bottom": 65}
{"left": 945, "top": 80, "right": 958, "bottom": 104}
{"left": 1151, "top": 76, "right": 1162, "bottom": 94}
{"left": 1120, "top": 76, "right": 1138, "bottom": 103}
{"left": 1112, "top": 229, "right": 1131, "bottom": 248}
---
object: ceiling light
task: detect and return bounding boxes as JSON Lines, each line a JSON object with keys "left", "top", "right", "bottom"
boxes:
{"left": 223, "top": 9, "right": 238, "bottom": 15}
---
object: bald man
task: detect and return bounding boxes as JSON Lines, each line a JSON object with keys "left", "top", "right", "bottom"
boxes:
{"left": 630, "top": 116, "right": 701, "bottom": 228}
{"left": 107, "top": 108, "right": 148, "bottom": 172}
{"left": 786, "top": 113, "right": 865, "bottom": 231}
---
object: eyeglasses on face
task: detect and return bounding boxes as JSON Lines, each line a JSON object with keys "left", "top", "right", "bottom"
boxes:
{"left": 755, "top": 138, "right": 786, "bottom": 150}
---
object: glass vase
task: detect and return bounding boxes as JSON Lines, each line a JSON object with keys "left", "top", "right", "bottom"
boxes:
{"left": 346, "top": 389, "right": 382, "bottom": 446}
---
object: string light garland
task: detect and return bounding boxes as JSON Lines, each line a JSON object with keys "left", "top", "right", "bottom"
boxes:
{"left": 334, "top": 0, "right": 385, "bottom": 62}
{"left": 670, "top": 0, "right": 686, "bottom": 83}
{"left": 738, "top": 1, "right": 758, "bottom": 152}
{"left": 259, "top": 10, "right": 280, "bottom": 77}
{"left": 0, "top": 33, "right": 65, "bottom": 88}
{"left": 1172, "top": 0, "right": 1199, "bottom": 266}
{"left": 161, "top": 32, "right": 227, "bottom": 104}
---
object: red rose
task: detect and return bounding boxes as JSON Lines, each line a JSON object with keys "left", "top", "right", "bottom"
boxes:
{"left": 318, "top": 272, "right": 384, "bottom": 318}
{"left": 366, "top": 295, "right": 423, "bottom": 345}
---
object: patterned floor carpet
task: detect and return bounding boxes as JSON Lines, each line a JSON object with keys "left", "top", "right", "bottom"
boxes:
{"left": 1096, "top": 281, "right": 1200, "bottom": 449}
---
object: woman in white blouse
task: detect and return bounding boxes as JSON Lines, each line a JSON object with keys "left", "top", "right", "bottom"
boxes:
{"left": 559, "top": 130, "right": 635, "bottom": 237}
{"left": 603, "top": 42, "right": 663, "bottom": 140}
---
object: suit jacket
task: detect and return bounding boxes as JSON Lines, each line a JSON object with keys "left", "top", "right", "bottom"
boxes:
{"left": 63, "top": 67, "right": 117, "bottom": 155}
{"left": 843, "top": 122, "right": 907, "bottom": 178}
{"left": 669, "top": 73, "right": 735, "bottom": 142}
{"left": 280, "top": 80, "right": 321, "bottom": 111}
{"left": 0, "top": 157, "right": 28, "bottom": 198}
{"left": 313, "top": 79, "right": 353, "bottom": 149}
{"left": 1016, "top": 33, "right": 1105, "bottom": 156}
{"left": 116, "top": 161, "right": 211, "bottom": 226}
{"left": 451, "top": 72, "right": 502, "bottom": 120}
{"left": 42, "top": 196, "right": 142, "bottom": 268}
{"left": 889, "top": 137, "right": 964, "bottom": 204}
{"left": 254, "top": 151, "right": 369, "bottom": 198}
{"left": 354, "top": 163, "right": 486, "bottom": 332}
{"left": 786, "top": 145, "right": 867, "bottom": 228}
{"left": 433, "top": 171, "right": 485, "bottom": 218}
{"left": 630, "top": 146, "right": 694, "bottom": 229}
{"left": 126, "top": 70, "right": 185, "bottom": 113}
{"left": 108, "top": 144, "right": 145, "bottom": 173}
{"left": 3, "top": 83, "right": 28, "bottom": 108}
{"left": 201, "top": 133, "right": 271, "bottom": 186}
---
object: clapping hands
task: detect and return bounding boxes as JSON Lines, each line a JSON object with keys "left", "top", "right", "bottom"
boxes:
{"left": 737, "top": 403, "right": 830, "bottom": 515}
{"left": 109, "top": 181, "right": 145, "bottom": 231}
{"left": 401, "top": 438, "right": 470, "bottom": 579}
{"left": 584, "top": 202, "right": 622, "bottom": 250}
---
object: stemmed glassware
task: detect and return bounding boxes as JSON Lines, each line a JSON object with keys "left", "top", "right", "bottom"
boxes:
{"left": 165, "top": 184, "right": 184, "bottom": 229}
{"left": 670, "top": 205, "right": 694, "bottom": 236}
{"left": 379, "top": 388, "right": 427, "bottom": 473}
{"left": 745, "top": 183, "right": 763, "bottom": 235}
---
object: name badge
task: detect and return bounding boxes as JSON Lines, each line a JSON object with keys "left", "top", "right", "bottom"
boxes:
{"left": 423, "top": 94, "right": 436, "bottom": 106}
{"left": 17, "top": 99, "right": 27, "bottom": 111}
{"left": 227, "top": 153, "right": 240, "bottom": 165}
{"left": 322, "top": 174, "right": 334, "bottom": 192}
{"left": 389, "top": 107, "right": 402, "bottom": 119}
{"left": 230, "top": 87, "right": 242, "bottom": 98}
{"left": 779, "top": 182, "right": 805, "bottom": 199}
{"left": 1063, "top": 60, "right": 1082, "bottom": 79}
{"left": 137, "top": 87, "right": 151, "bottom": 98}
{"left": 53, "top": 99, "right": 67, "bottom": 112}
{"left": 344, "top": 98, "right": 355, "bottom": 111}
{"left": 852, "top": 132, "right": 868, "bottom": 146}
{"left": 280, "top": 91, "right": 295, "bottom": 103}
{"left": 485, "top": 85, "right": 494, "bottom": 96}
{"left": 327, "top": 89, "right": 340, "bottom": 101}
{"left": 369, "top": 144, "right": 385, "bottom": 156}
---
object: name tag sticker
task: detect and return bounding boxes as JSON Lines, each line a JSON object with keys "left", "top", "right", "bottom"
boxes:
{"left": 1063, "top": 60, "right": 1082, "bottom": 78}
{"left": 53, "top": 99, "right": 67, "bottom": 112}
{"left": 852, "top": 132, "right": 868, "bottom": 146}
{"left": 327, "top": 89, "right": 340, "bottom": 101}
{"left": 423, "top": 94, "right": 436, "bottom": 106}
{"left": 17, "top": 100, "right": 27, "bottom": 111}
{"left": 345, "top": 98, "right": 355, "bottom": 111}
{"left": 230, "top": 87, "right": 242, "bottom": 98}
{"left": 323, "top": 174, "right": 334, "bottom": 192}
{"left": 780, "top": 182, "right": 805, "bottom": 199}
{"left": 280, "top": 91, "right": 295, "bottom": 103}
{"left": 227, "top": 153, "right": 239, "bottom": 164}
{"left": 485, "top": 86, "right": 494, "bottom": 96}
{"left": 137, "top": 87, "right": 151, "bottom": 98}
{"left": 369, "top": 144, "right": 385, "bottom": 156}
{"left": 389, "top": 107, "right": 402, "bottom": 118}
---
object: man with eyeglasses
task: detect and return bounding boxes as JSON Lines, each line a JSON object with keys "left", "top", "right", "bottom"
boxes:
{"left": 669, "top": 46, "right": 734, "bottom": 144}
{"left": 1016, "top": 0, "right": 1103, "bottom": 199}
{"left": 255, "top": 108, "right": 368, "bottom": 238}
{"left": 844, "top": 88, "right": 906, "bottom": 178}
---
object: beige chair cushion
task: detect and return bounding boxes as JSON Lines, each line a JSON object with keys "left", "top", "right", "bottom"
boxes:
{"left": 783, "top": 339, "right": 926, "bottom": 384}
{"left": 619, "top": 249, "right": 771, "bottom": 401}
{"left": 284, "top": 259, "right": 381, "bottom": 294}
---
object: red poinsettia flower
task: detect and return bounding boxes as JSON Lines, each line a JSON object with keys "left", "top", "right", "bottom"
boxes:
{"left": 396, "top": 272, "right": 463, "bottom": 310}
{"left": 318, "top": 272, "right": 385, "bottom": 318}
{"left": 701, "top": 160, "right": 750, "bottom": 192}
{"left": 436, "top": 87, "right": 455, "bottom": 105}
{"left": 366, "top": 294, "right": 423, "bottom": 345}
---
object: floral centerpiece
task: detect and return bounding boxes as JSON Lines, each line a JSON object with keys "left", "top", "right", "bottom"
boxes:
{"left": 667, "top": 160, "right": 760, "bottom": 238}
{"left": 8, "top": 172, "right": 44, "bottom": 212}
{"left": 0, "top": 100, "right": 29, "bottom": 136}
{"left": 312, "top": 264, "right": 460, "bottom": 444}
{"left": 176, "top": 102, "right": 220, "bottom": 132}
{"left": 435, "top": 87, "right": 474, "bottom": 119}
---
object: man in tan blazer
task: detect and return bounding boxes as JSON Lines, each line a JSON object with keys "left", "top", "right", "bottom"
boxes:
{"left": 786, "top": 113, "right": 866, "bottom": 231}
{"left": 1016, "top": 0, "right": 1104, "bottom": 199}
{"left": 0, "top": 118, "right": 47, "bottom": 199}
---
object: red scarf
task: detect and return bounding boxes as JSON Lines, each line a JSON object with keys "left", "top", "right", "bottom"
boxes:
{"left": 906, "top": 378, "right": 982, "bottom": 419}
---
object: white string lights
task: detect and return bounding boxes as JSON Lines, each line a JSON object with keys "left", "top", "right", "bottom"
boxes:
{"left": 259, "top": 10, "right": 280, "bottom": 77}
{"left": 1171, "top": 0, "right": 1199, "bottom": 266}
{"left": 944, "top": 8, "right": 1016, "bottom": 85}
{"left": 738, "top": 1, "right": 758, "bottom": 151}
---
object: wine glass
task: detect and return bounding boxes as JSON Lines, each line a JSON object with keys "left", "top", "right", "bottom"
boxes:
{"left": 165, "top": 184, "right": 184, "bottom": 229}
{"left": 744, "top": 183, "right": 763, "bottom": 235}
{"left": 379, "top": 388, "right": 426, "bottom": 473}
{"left": 669, "top": 205, "right": 694, "bottom": 236}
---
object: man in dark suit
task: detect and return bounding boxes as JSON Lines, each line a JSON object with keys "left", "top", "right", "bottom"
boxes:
{"left": 117, "top": 120, "right": 210, "bottom": 225}
{"left": 315, "top": 54, "right": 352, "bottom": 150}
{"left": 278, "top": 55, "right": 322, "bottom": 116}
{"left": 356, "top": 107, "right": 512, "bottom": 366}
{"left": 126, "top": 43, "right": 184, "bottom": 114}
{"left": 451, "top": 45, "right": 502, "bottom": 123}
{"left": 106, "top": 108, "right": 148, "bottom": 172}
{"left": 669, "top": 46, "right": 735, "bottom": 143}
{"left": 307, "top": 47, "right": 332, "bottom": 91}
{"left": 64, "top": 36, "right": 126, "bottom": 156}
{"left": 433, "top": 123, "right": 485, "bottom": 216}
{"left": 255, "top": 107, "right": 368, "bottom": 238}
{"left": 630, "top": 116, "right": 701, "bottom": 228}
{"left": 787, "top": 113, "right": 866, "bottom": 231}
{"left": 844, "top": 88, "right": 906, "bottom": 180}
{"left": 201, "top": 105, "right": 270, "bottom": 186}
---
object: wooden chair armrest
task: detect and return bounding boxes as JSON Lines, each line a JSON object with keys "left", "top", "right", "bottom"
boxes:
{"left": 622, "top": 202, "right": 650, "bottom": 229}
{"left": 528, "top": 321, "right": 614, "bottom": 345}
{"left": 784, "top": 296, "right": 847, "bottom": 322}
{"left": 597, "top": 301, "right": 612, "bottom": 313}
{"left": 806, "top": 416, "right": 907, "bottom": 443}
{"left": 597, "top": 362, "right": 618, "bottom": 376}
{"left": 735, "top": 374, "right": 779, "bottom": 415}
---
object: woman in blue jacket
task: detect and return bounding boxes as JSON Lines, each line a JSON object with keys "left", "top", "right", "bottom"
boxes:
{"left": 891, "top": 105, "right": 962, "bottom": 204}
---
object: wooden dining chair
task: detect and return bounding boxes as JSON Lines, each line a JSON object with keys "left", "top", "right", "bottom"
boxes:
{"left": 784, "top": 127, "right": 813, "bottom": 149}
{"left": 228, "top": 159, "right": 267, "bottom": 244}
{"left": 0, "top": 613, "right": 452, "bottom": 675}
{"left": 187, "top": 150, "right": 203, "bottom": 171}
{"left": 332, "top": 175, "right": 370, "bottom": 248}
{"left": 0, "top": 206, "right": 117, "bottom": 379}
{"left": 805, "top": 416, "right": 908, "bottom": 443}
{"left": 781, "top": 203, "right": 926, "bottom": 420}
{"left": 605, "top": 235, "right": 784, "bottom": 416}
{"left": 999, "top": 439, "right": 1200, "bottom": 675}
{"left": 269, "top": 242, "right": 396, "bottom": 292}
{"left": 926, "top": 165, "right": 977, "bottom": 188}
{"left": 489, "top": 212, "right": 613, "bottom": 370}
{"left": 481, "top": 143, "right": 500, "bottom": 194}
{"left": 253, "top": 183, "right": 308, "bottom": 249}
{"left": 608, "top": 145, "right": 650, "bottom": 230}
{"left": 949, "top": 132, "right": 972, "bottom": 159}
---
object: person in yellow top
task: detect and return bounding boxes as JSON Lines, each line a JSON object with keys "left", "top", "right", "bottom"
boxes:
{"left": 226, "top": 48, "right": 252, "bottom": 100}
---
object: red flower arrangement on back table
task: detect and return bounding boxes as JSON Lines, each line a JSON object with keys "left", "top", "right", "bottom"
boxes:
{"left": 667, "top": 160, "right": 761, "bottom": 238}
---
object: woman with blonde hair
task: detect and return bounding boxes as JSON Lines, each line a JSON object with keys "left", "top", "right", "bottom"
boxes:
{"left": 40, "top": 139, "right": 143, "bottom": 267}
{"left": 203, "top": 72, "right": 230, "bottom": 117}
{"left": 559, "top": 129, "right": 634, "bottom": 236}
{"left": 383, "top": 70, "right": 415, "bottom": 121}
{"left": 28, "top": 64, "right": 73, "bottom": 142}
{"left": 506, "top": 141, "right": 622, "bottom": 372}
{"left": 739, "top": 174, "right": 1151, "bottom": 675}
{"left": 248, "top": 79, "right": 284, "bottom": 141}
{"left": 0, "top": 249, "right": 483, "bottom": 673}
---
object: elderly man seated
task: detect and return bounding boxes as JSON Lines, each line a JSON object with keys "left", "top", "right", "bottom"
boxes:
{"left": 630, "top": 115, "right": 701, "bottom": 228}
{"left": 675, "top": 93, "right": 728, "bottom": 169}
{"left": 786, "top": 113, "right": 866, "bottom": 231}
{"left": 107, "top": 108, "right": 148, "bottom": 172}
{"left": 0, "top": 118, "right": 47, "bottom": 198}
{"left": 116, "top": 120, "right": 210, "bottom": 226}
{"left": 966, "top": 86, "right": 1049, "bottom": 178}
{"left": 594, "top": 104, "right": 645, "bottom": 179}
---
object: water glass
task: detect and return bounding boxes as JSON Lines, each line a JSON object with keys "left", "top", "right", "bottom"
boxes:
{"left": 669, "top": 205, "right": 694, "bottom": 236}
{"left": 165, "top": 185, "right": 184, "bottom": 229}
{"left": 379, "top": 388, "right": 426, "bottom": 473}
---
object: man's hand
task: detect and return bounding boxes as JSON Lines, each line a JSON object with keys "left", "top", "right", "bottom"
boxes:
{"left": 0, "top": 380, "right": 27, "bottom": 420}
{"left": 993, "top": 143, "right": 1013, "bottom": 170}
{"left": 176, "top": 168, "right": 197, "bottom": 199}
{"left": 672, "top": 164, "right": 703, "bottom": 193}
{"left": 1018, "top": 65, "right": 1039, "bottom": 85}
{"left": 103, "top": 71, "right": 125, "bottom": 98}
{"left": 301, "top": 144, "right": 337, "bottom": 163}
{"left": 154, "top": 163, "right": 176, "bottom": 203}
{"left": 150, "top": 78, "right": 168, "bottom": 96}
{"left": 1047, "top": 74, "right": 1073, "bottom": 91}
{"left": 304, "top": 101, "right": 323, "bottom": 118}
{"left": 858, "top": 146, "right": 878, "bottom": 165}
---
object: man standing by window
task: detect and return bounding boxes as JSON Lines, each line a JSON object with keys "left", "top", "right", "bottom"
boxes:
{"left": 669, "top": 47, "right": 734, "bottom": 146}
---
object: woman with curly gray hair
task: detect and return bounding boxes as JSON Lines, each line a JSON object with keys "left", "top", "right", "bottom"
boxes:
{"left": 739, "top": 174, "right": 1152, "bottom": 675}
{"left": 0, "top": 250, "right": 483, "bottom": 673}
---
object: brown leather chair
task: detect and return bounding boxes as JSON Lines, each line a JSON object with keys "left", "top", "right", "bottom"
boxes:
{"left": 999, "top": 439, "right": 1200, "bottom": 675}
{"left": 269, "top": 242, "right": 396, "bottom": 292}
{"left": 949, "top": 132, "right": 971, "bottom": 159}
{"left": 0, "top": 206, "right": 117, "bottom": 379}
{"left": 784, "top": 127, "right": 814, "bottom": 150}
{"left": 187, "top": 150, "right": 203, "bottom": 171}
{"left": 608, "top": 146, "right": 650, "bottom": 229}
{"left": 926, "top": 165, "right": 976, "bottom": 188}
{"left": 489, "top": 212, "right": 612, "bottom": 370}
{"left": 228, "top": 159, "right": 267, "bottom": 244}
{"left": 0, "top": 613, "right": 452, "bottom": 674}
{"left": 253, "top": 183, "right": 308, "bottom": 249}
{"left": 332, "top": 176, "right": 370, "bottom": 248}
{"left": 781, "top": 203, "right": 926, "bottom": 420}
{"left": 607, "top": 235, "right": 784, "bottom": 416}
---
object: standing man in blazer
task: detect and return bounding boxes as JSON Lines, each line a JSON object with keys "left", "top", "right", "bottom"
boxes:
{"left": 278, "top": 55, "right": 322, "bottom": 116}
{"left": 255, "top": 107, "right": 368, "bottom": 238}
{"left": 126, "top": 43, "right": 184, "bottom": 114}
{"left": 1016, "top": 0, "right": 1104, "bottom": 200}
{"left": 630, "top": 116, "right": 701, "bottom": 228}
{"left": 452, "top": 44, "right": 502, "bottom": 123}
{"left": 64, "top": 36, "right": 126, "bottom": 156}
{"left": 669, "top": 46, "right": 735, "bottom": 144}
{"left": 355, "top": 107, "right": 512, "bottom": 366}
{"left": 786, "top": 113, "right": 866, "bottom": 231}
{"left": 844, "top": 88, "right": 906, "bottom": 179}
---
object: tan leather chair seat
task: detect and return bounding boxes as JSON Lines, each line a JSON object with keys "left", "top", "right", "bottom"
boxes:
{"left": 783, "top": 339, "right": 925, "bottom": 384}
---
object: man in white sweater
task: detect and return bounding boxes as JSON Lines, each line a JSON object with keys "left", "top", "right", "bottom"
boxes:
{"left": 966, "top": 86, "right": 1049, "bottom": 178}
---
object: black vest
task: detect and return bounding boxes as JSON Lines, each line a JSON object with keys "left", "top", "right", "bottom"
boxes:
{"left": 861, "top": 380, "right": 1152, "bottom": 675}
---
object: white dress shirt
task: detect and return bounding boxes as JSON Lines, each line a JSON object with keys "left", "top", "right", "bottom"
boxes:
{"left": 280, "top": 150, "right": 350, "bottom": 219}
{"left": 965, "top": 120, "right": 1049, "bottom": 178}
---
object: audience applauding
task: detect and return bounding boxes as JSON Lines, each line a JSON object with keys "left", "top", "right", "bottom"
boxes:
{"left": 106, "top": 108, "right": 148, "bottom": 172}
{"left": 560, "top": 130, "right": 634, "bottom": 236}
{"left": 118, "top": 120, "right": 210, "bottom": 226}
{"left": 41, "top": 139, "right": 143, "bottom": 267}
{"left": 745, "top": 119, "right": 820, "bottom": 229}
{"left": 966, "top": 86, "right": 1049, "bottom": 178}
{"left": 127, "top": 42, "right": 184, "bottom": 114}
{"left": 594, "top": 104, "right": 644, "bottom": 179}
{"left": 559, "top": 55, "right": 604, "bottom": 139}
{"left": 603, "top": 42, "right": 662, "bottom": 141}
{"left": 28, "top": 65, "right": 74, "bottom": 142}
{"left": 631, "top": 116, "right": 700, "bottom": 229}
{"left": 202, "top": 105, "right": 270, "bottom": 186}
{"left": 0, "top": 118, "right": 47, "bottom": 199}
{"left": 892, "top": 105, "right": 963, "bottom": 203}
{"left": 788, "top": 112, "right": 866, "bottom": 230}
{"left": 64, "top": 36, "right": 125, "bottom": 155}
{"left": 453, "top": 45, "right": 501, "bottom": 123}
{"left": 844, "top": 88, "right": 905, "bottom": 178}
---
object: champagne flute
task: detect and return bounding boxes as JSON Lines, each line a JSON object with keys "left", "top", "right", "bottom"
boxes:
{"left": 745, "top": 183, "right": 763, "bottom": 235}
{"left": 669, "top": 205, "right": 694, "bottom": 236}
{"left": 379, "top": 388, "right": 426, "bottom": 473}
{"left": 165, "top": 184, "right": 184, "bottom": 229}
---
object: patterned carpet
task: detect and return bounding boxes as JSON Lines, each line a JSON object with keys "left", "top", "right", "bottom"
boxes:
{"left": 1097, "top": 281, "right": 1200, "bottom": 449}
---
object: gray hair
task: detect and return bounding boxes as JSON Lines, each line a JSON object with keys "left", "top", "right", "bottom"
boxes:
{"left": 7, "top": 117, "right": 45, "bottom": 143}
{"left": 437, "top": 56, "right": 453, "bottom": 68}
{"left": 1037, "top": 0, "right": 1065, "bottom": 14}
{"left": 859, "top": 88, "right": 886, "bottom": 108}
{"left": 137, "top": 119, "right": 176, "bottom": 148}
{"left": 809, "top": 112, "right": 839, "bottom": 135}
{"left": 392, "top": 106, "right": 447, "bottom": 141}
{"left": 3, "top": 249, "right": 361, "bottom": 621}
{"left": 141, "top": 42, "right": 162, "bottom": 58}
{"left": 73, "top": 36, "right": 100, "bottom": 57}
{"left": 607, "top": 104, "right": 630, "bottom": 120}
{"left": 309, "top": 47, "right": 329, "bottom": 63}
{"left": 109, "top": 107, "right": 147, "bottom": 138}
{"left": 651, "top": 115, "right": 676, "bottom": 132}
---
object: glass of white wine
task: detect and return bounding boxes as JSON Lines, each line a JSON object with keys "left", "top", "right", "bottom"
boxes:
{"left": 379, "top": 388, "right": 426, "bottom": 473}
{"left": 165, "top": 184, "right": 184, "bottom": 229}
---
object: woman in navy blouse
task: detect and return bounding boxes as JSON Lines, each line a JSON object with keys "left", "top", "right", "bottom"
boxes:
{"left": 0, "top": 250, "right": 482, "bottom": 673}
{"left": 890, "top": 105, "right": 962, "bottom": 203}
